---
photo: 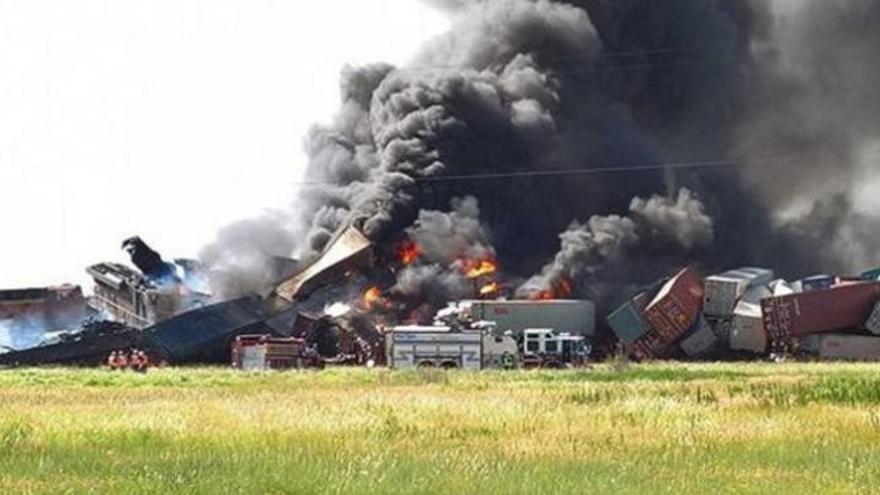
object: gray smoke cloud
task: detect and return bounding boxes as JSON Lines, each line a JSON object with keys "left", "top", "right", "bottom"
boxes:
{"left": 630, "top": 188, "right": 714, "bottom": 251}
{"left": 407, "top": 196, "right": 494, "bottom": 265}
{"left": 393, "top": 196, "right": 496, "bottom": 304}
{"left": 202, "top": 0, "right": 880, "bottom": 305}
{"left": 517, "top": 188, "right": 713, "bottom": 297}
{"left": 734, "top": 0, "right": 880, "bottom": 273}
{"left": 199, "top": 213, "right": 298, "bottom": 298}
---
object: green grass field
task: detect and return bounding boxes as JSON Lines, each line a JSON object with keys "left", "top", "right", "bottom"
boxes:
{"left": 1, "top": 363, "right": 879, "bottom": 494}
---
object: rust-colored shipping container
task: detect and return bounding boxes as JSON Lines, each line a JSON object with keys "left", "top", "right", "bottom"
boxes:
{"left": 626, "top": 334, "right": 665, "bottom": 361}
{"left": 643, "top": 266, "right": 704, "bottom": 344}
{"left": 761, "top": 281, "right": 880, "bottom": 339}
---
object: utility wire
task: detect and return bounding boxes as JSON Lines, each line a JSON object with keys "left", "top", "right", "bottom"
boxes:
{"left": 416, "top": 160, "right": 741, "bottom": 183}
{"left": 288, "top": 159, "right": 742, "bottom": 187}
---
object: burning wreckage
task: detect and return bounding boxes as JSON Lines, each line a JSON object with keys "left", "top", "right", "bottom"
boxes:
{"left": 5, "top": 220, "right": 880, "bottom": 369}
{"left": 6, "top": 1, "right": 880, "bottom": 368}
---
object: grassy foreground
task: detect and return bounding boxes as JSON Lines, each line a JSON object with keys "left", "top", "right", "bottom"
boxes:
{"left": 0, "top": 363, "right": 880, "bottom": 494}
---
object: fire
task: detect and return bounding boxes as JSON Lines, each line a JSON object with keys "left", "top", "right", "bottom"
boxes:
{"left": 397, "top": 239, "right": 421, "bottom": 266}
{"left": 531, "top": 277, "right": 572, "bottom": 300}
{"left": 465, "top": 259, "right": 497, "bottom": 279}
{"left": 363, "top": 286, "right": 383, "bottom": 309}
{"left": 479, "top": 282, "right": 500, "bottom": 296}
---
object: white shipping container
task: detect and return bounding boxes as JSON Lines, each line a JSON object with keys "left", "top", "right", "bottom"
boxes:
{"left": 703, "top": 267, "right": 774, "bottom": 317}
{"left": 799, "top": 334, "right": 880, "bottom": 361}
{"left": 452, "top": 300, "right": 595, "bottom": 336}
{"left": 865, "top": 301, "right": 880, "bottom": 335}
{"left": 729, "top": 300, "right": 767, "bottom": 354}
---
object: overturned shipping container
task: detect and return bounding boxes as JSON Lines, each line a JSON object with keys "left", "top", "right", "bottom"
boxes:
{"left": 761, "top": 282, "right": 880, "bottom": 340}
{"left": 629, "top": 266, "right": 703, "bottom": 359}
{"left": 273, "top": 225, "right": 373, "bottom": 302}
{"left": 643, "top": 267, "right": 703, "bottom": 342}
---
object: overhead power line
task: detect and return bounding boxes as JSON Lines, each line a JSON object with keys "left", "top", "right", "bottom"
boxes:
{"left": 289, "top": 159, "right": 742, "bottom": 187}
{"left": 416, "top": 160, "right": 742, "bottom": 183}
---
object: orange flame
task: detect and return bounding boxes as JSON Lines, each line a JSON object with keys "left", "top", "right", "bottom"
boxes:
{"left": 397, "top": 240, "right": 421, "bottom": 266}
{"left": 530, "top": 278, "right": 572, "bottom": 300}
{"left": 363, "top": 286, "right": 382, "bottom": 309}
{"left": 465, "top": 259, "right": 497, "bottom": 279}
{"left": 479, "top": 282, "right": 500, "bottom": 296}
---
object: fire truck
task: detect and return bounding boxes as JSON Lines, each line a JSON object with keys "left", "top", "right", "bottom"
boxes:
{"left": 385, "top": 325, "right": 519, "bottom": 370}
{"left": 520, "top": 328, "right": 591, "bottom": 368}
{"left": 385, "top": 325, "right": 590, "bottom": 370}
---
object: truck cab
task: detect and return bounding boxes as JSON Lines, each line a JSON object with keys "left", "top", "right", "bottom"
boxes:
{"left": 521, "top": 328, "right": 589, "bottom": 368}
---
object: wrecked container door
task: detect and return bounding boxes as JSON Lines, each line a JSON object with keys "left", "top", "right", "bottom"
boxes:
{"left": 761, "top": 282, "right": 880, "bottom": 340}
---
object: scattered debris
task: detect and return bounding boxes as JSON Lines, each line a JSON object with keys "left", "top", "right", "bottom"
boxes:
{"left": 0, "top": 320, "right": 139, "bottom": 367}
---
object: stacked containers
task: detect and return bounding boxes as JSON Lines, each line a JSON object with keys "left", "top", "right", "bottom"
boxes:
{"left": 703, "top": 267, "right": 775, "bottom": 317}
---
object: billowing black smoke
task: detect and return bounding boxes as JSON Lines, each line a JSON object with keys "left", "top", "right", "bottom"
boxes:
{"left": 517, "top": 188, "right": 714, "bottom": 299}
{"left": 202, "top": 0, "right": 880, "bottom": 310}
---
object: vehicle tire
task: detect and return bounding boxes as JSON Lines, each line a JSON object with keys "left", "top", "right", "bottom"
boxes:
{"left": 500, "top": 352, "right": 516, "bottom": 370}
{"left": 417, "top": 361, "right": 435, "bottom": 368}
{"left": 541, "top": 360, "right": 563, "bottom": 369}
{"left": 440, "top": 361, "right": 458, "bottom": 369}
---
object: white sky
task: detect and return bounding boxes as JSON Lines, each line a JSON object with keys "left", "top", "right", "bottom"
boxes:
{"left": 0, "top": 0, "right": 449, "bottom": 288}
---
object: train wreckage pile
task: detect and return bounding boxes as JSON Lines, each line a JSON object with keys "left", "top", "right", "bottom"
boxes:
{"left": 4, "top": 224, "right": 880, "bottom": 369}
{"left": 5, "top": 1, "right": 880, "bottom": 369}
